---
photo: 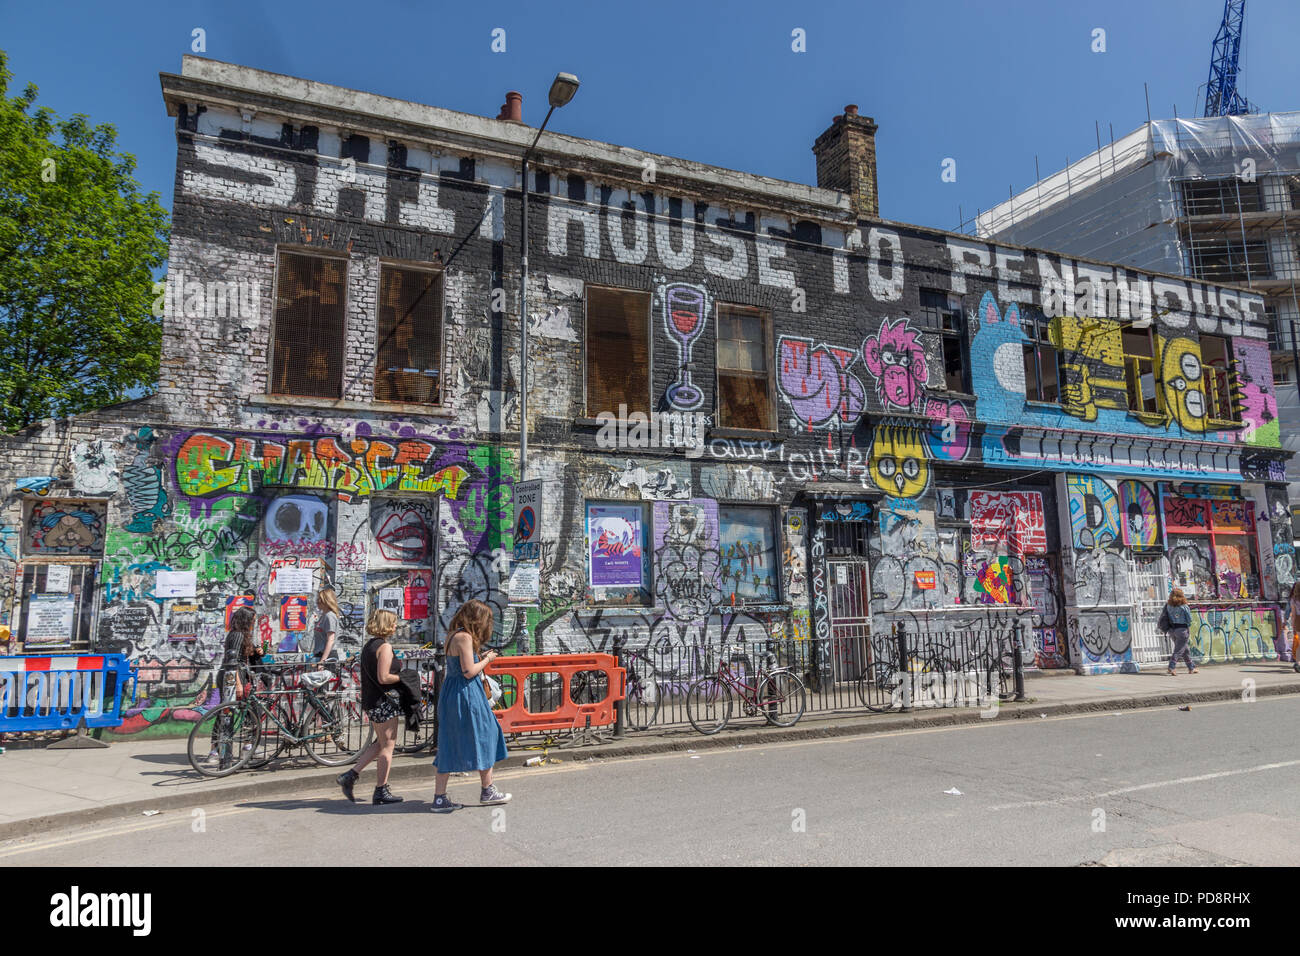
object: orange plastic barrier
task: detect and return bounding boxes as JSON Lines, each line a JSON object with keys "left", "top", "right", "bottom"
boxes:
{"left": 486, "top": 653, "right": 625, "bottom": 734}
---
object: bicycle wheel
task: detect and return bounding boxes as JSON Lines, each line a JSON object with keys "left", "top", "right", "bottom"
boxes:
{"left": 757, "top": 671, "right": 806, "bottom": 727}
{"left": 623, "top": 658, "right": 661, "bottom": 731}
{"left": 856, "top": 660, "right": 898, "bottom": 713}
{"left": 188, "top": 702, "right": 260, "bottom": 777}
{"left": 303, "top": 695, "right": 367, "bottom": 767}
{"left": 244, "top": 698, "right": 292, "bottom": 770}
{"left": 686, "top": 677, "right": 733, "bottom": 735}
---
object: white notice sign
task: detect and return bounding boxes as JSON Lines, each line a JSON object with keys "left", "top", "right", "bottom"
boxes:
{"left": 27, "top": 596, "right": 76, "bottom": 646}
{"left": 273, "top": 568, "right": 315, "bottom": 594}
{"left": 507, "top": 564, "right": 541, "bottom": 605}
{"left": 155, "top": 570, "right": 198, "bottom": 598}
{"left": 44, "top": 565, "right": 72, "bottom": 593}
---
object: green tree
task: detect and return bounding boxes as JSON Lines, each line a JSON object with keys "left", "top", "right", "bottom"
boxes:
{"left": 0, "top": 49, "right": 169, "bottom": 433}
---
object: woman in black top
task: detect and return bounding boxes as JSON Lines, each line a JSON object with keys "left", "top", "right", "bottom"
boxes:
{"left": 205, "top": 607, "right": 259, "bottom": 765}
{"left": 336, "top": 609, "right": 404, "bottom": 805}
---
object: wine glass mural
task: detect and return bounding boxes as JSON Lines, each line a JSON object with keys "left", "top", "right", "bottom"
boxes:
{"left": 659, "top": 280, "right": 710, "bottom": 410}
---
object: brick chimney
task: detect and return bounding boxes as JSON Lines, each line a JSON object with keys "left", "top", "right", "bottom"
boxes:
{"left": 812, "top": 105, "right": 879, "bottom": 219}
{"left": 497, "top": 91, "right": 523, "bottom": 122}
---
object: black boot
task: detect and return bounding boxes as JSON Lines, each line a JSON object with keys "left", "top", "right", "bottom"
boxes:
{"left": 373, "top": 784, "right": 404, "bottom": 806}
{"left": 336, "top": 769, "right": 358, "bottom": 803}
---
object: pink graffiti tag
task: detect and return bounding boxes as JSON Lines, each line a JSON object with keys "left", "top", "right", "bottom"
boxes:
{"left": 862, "top": 319, "right": 927, "bottom": 411}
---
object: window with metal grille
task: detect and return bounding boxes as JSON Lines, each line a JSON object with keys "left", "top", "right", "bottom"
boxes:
{"left": 272, "top": 251, "right": 347, "bottom": 398}
{"left": 1179, "top": 177, "right": 1263, "bottom": 216}
{"left": 375, "top": 266, "right": 442, "bottom": 404}
{"left": 585, "top": 287, "right": 650, "bottom": 416}
{"left": 1021, "top": 309, "right": 1060, "bottom": 403}
{"left": 1185, "top": 237, "right": 1272, "bottom": 284}
{"left": 716, "top": 304, "right": 774, "bottom": 430}
{"left": 918, "top": 288, "right": 966, "bottom": 392}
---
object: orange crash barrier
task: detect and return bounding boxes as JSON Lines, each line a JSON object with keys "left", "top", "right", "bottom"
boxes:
{"left": 485, "top": 653, "right": 625, "bottom": 735}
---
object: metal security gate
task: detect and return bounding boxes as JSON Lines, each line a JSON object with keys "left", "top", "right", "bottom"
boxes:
{"left": 1129, "top": 553, "right": 1171, "bottom": 663}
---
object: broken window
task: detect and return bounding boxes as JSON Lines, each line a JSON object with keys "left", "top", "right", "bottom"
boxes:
{"left": 1122, "top": 323, "right": 1160, "bottom": 414}
{"left": 375, "top": 265, "right": 442, "bottom": 404}
{"left": 272, "top": 250, "right": 347, "bottom": 398}
{"left": 1021, "top": 309, "right": 1060, "bottom": 403}
{"left": 1199, "top": 334, "right": 1241, "bottom": 424}
{"left": 919, "top": 289, "right": 966, "bottom": 392}
{"left": 716, "top": 304, "right": 774, "bottom": 431}
{"left": 585, "top": 287, "right": 650, "bottom": 417}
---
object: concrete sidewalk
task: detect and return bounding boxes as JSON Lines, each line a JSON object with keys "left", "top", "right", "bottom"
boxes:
{"left": 3, "top": 661, "right": 1297, "bottom": 840}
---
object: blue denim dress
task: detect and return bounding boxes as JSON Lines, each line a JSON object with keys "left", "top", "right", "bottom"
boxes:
{"left": 435, "top": 652, "right": 508, "bottom": 772}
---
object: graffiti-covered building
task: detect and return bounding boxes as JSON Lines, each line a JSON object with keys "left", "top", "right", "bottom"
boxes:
{"left": 0, "top": 57, "right": 1291, "bottom": 735}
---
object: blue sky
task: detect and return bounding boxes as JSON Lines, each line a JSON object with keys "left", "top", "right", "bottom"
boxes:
{"left": 6, "top": 0, "right": 1299, "bottom": 233}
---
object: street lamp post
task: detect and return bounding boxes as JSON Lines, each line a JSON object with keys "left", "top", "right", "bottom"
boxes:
{"left": 518, "top": 72, "right": 579, "bottom": 483}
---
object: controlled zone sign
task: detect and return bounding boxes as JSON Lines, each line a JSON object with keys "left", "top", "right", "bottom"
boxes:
{"left": 513, "top": 480, "right": 543, "bottom": 562}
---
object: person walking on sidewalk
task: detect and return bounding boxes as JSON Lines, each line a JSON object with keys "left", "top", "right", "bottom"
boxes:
{"left": 206, "top": 607, "right": 260, "bottom": 765}
{"left": 1287, "top": 582, "right": 1300, "bottom": 673}
{"left": 430, "top": 599, "right": 510, "bottom": 813}
{"left": 310, "top": 587, "right": 342, "bottom": 663}
{"left": 1158, "top": 588, "right": 1197, "bottom": 676}
{"left": 336, "top": 610, "right": 404, "bottom": 806}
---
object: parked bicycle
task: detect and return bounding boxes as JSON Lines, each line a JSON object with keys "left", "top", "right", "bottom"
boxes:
{"left": 187, "top": 664, "right": 366, "bottom": 777}
{"left": 685, "top": 643, "right": 806, "bottom": 735}
{"left": 569, "top": 648, "right": 661, "bottom": 731}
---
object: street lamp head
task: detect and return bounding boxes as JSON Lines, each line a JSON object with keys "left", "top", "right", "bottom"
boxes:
{"left": 548, "top": 72, "right": 580, "bottom": 109}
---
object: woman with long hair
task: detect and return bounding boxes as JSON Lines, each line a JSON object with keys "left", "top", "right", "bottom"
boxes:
{"left": 336, "top": 610, "right": 404, "bottom": 805}
{"left": 205, "top": 606, "right": 259, "bottom": 765}
{"left": 1288, "top": 581, "right": 1300, "bottom": 673}
{"left": 1157, "top": 587, "right": 1197, "bottom": 676}
{"left": 430, "top": 599, "right": 510, "bottom": 813}
{"left": 311, "top": 587, "right": 341, "bottom": 662}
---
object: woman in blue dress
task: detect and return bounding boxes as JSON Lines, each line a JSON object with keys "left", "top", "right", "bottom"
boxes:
{"left": 431, "top": 599, "right": 511, "bottom": 813}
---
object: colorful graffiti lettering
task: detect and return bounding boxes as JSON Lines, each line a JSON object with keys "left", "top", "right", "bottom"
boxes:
{"left": 969, "top": 491, "right": 1047, "bottom": 554}
{"left": 173, "top": 432, "right": 470, "bottom": 502}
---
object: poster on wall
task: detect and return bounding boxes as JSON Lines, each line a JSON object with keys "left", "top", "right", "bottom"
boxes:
{"left": 225, "top": 593, "right": 255, "bottom": 629}
{"left": 377, "top": 588, "right": 403, "bottom": 616}
{"left": 403, "top": 586, "right": 430, "bottom": 620}
{"left": 280, "top": 596, "right": 309, "bottom": 631}
{"left": 44, "top": 565, "right": 72, "bottom": 593}
{"left": 26, "top": 595, "right": 76, "bottom": 646}
{"left": 587, "top": 504, "right": 644, "bottom": 588}
{"left": 168, "top": 603, "right": 199, "bottom": 641}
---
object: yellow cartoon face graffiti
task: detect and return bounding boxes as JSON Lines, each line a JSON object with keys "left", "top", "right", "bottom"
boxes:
{"left": 1160, "top": 337, "right": 1207, "bottom": 431}
{"left": 868, "top": 425, "right": 929, "bottom": 498}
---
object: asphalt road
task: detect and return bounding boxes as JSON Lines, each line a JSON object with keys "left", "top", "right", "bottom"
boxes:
{"left": 5, "top": 696, "right": 1300, "bottom": 866}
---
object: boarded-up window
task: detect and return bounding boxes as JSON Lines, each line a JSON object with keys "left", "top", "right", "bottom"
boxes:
{"left": 272, "top": 251, "right": 347, "bottom": 398}
{"left": 375, "top": 266, "right": 443, "bottom": 404}
{"left": 585, "top": 287, "right": 650, "bottom": 416}
{"left": 717, "top": 304, "right": 772, "bottom": 430}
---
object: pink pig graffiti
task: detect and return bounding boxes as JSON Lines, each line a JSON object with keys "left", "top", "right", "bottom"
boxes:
{"left": 863, "top": 319, "right": 927, "bottom": 411}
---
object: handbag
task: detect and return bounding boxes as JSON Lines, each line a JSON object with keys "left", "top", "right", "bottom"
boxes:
{"left": 483, "top": 673, "right": 503, "bottom": 707}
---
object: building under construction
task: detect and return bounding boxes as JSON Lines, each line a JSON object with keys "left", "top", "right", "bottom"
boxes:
{"left": 978, "top": 111, "right": 1300, "bottom": 499}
